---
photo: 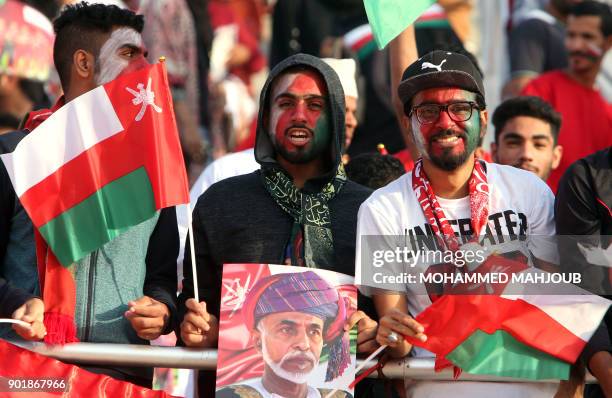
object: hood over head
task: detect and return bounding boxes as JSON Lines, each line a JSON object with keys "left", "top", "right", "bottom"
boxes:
{"left": 255, "top": 54, "right": 346, "bottom": 179}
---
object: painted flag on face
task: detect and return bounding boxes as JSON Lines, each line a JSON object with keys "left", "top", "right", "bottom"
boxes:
{"left": 0, "top": 61, "right": 189, "bottom": 343}
{"left": 405, "top": 268, "right": 611, "bottom": 380}
{"left": 363, "top": 0, "right": 436, "bottom": 49}
{"left": 1, "top": 61, "right": 189, "bottom": 266}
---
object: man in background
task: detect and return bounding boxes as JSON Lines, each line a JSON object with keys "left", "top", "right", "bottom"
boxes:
{"left": 522, "top": 1, "right": 612, "bottom": 192}
{"left": 491, "top": 96, "right": 563, "bottom": 181}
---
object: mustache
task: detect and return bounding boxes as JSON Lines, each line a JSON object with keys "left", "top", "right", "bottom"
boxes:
{"left": 569, "top": 51, "right": 600, "bottom": 61}
{"left": 513, "top": 162, "right": 539, "bottom": 173}
{"left": 279, "top": 350, "right": 317, "bottom": 366}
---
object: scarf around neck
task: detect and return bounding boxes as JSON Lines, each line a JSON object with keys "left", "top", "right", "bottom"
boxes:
{"left": 262, "top": 163, "right": 347, "bottom": 268}
{"left": 23, "top": 97, "right": 80, "bottom": 344}
{"left": 412, "top": 157, "right": 489, "bottom": 252}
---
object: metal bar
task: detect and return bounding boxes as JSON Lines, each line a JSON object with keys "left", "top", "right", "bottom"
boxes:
{"left": 9, "top": 341, "right": 594, "bottom": 383}
{"left": 10, "top": 340, "right": 217, "bottom": 369}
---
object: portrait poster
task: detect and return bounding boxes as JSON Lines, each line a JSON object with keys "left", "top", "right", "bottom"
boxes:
{"left": 216, "top": 263, "right": 357, "bottom": 398}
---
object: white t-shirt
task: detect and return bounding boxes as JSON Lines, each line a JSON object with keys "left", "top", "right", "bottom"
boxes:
{"left": 189, "top": 148, "right": 259, "bottom": 203}
{"left": 355, "top": 162, "right": 559, "bottom": 397}
{"left": 177, "top": 149, "right": 259, "bottom": 278}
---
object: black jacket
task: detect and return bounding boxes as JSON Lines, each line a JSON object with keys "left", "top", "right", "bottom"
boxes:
{"left": 556, "top": 147, "right": 612, "bottom": 293}
{"left": 556, "top": 146, "right": 612, "bottom": 235}
{"left": 555, "top": 147, "right": 611, "bottom": 364}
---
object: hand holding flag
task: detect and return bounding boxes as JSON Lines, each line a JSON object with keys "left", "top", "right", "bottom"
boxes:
{"left": 376, "top": 308, "right": 427, "bottom": 351}
{"left": 180, "top": 298, "right": 219, "bottom": 348}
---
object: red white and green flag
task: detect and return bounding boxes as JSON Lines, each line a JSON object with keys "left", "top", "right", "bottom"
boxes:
{"left": 406, "top": 268, "right": 611, "bottom": 380}
{"left": 0, "top": 62, "right": 189, "bottom": 343}
{"left": 1, "top": 61, "right": 188, "bottom": 266}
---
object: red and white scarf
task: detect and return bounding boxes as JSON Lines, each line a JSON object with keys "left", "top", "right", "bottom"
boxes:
{"left": 412, "top": 158, "right": 489, "bottom": 251}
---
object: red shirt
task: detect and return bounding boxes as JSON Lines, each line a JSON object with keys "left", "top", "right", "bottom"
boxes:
{"left": 521, "top": 70, "right": 612, "bottom": 192}
{"left": 392, "top": 149, "right": 415, "bottom": 172}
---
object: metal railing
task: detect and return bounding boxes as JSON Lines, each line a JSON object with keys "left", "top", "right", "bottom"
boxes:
{"left": 10, "top": 340, "right": 593, "bottom": 383}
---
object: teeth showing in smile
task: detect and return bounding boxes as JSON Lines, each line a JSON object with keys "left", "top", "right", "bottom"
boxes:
{"left": 288, "top": 129, "right": 310, "bottom": 144}
{"left": 434, "top": 136, "right": 460, "bottom": 144}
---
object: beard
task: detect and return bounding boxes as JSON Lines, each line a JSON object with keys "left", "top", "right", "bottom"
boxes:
{"left": 270, "top": 124, "right": 327, "bottom": 164}
{"left": 424, "top": 129, "right": 472, "bottom": 171}
{"left": 261, "top": 339, "right": 319, "bottom": 384}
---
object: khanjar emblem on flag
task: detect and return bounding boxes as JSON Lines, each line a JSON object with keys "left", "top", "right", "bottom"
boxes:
{"left": 126, "top": 77, "right": 162, "bottom": 122}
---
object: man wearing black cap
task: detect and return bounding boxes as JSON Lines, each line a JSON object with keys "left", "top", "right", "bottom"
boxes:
{"left": 355, "top": 50, "right": 560, "bottom": 396}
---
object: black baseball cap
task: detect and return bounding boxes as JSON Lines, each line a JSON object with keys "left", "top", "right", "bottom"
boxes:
{"left": 398, "top": 50, "right": 486, "bottom": 115}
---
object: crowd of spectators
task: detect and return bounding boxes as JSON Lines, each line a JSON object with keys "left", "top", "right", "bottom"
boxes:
{"left": 0, "top": 1, "right": 610, "bottom": 397}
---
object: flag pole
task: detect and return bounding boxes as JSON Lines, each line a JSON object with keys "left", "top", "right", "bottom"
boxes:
{"left": 187, "top": 215, "right": 200, "bottom": 304}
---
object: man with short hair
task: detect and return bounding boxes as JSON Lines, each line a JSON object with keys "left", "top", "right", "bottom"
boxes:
{"left": 522, "top": 0, "right": 612, "bottom": 192}
{"left": 216, "top": 271, "right": 351, "bottom": 398}
{"left": 179, "top": 53, "right": 377, "bottom": 396}
{"left": 491, "top": 96, "right": 563, "bottom": 181}
{"left": 5, "top": 3, "right": 179, "bottom": 387}
{"left": 356, "top": 50, "right": 560, "bottom": 396}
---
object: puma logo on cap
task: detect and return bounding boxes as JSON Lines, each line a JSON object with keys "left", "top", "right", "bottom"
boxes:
{"left": 421, "top": 59, "right": 447, "bottom": 72}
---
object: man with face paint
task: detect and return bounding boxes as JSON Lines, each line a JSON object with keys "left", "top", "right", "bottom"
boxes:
{"left": 522, "top": 1, "right": 612, "bottom": 193}
{"left": 178, "top": 54, "right": 378, "bottom": 397}
{"left": 1, "top": 3, "right": 180, "bottom": 388}
{"left": 355, "top": 50, "right": 563, "bottom": 397}
{"left": 503, "top": 0, "right": 584, "bottom": 99}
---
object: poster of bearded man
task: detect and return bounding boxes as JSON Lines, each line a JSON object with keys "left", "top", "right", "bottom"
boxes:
{"left": 215, "top": 264, "right": 356, "bottom": 398}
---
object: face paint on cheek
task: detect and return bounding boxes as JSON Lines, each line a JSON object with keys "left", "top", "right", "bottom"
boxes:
{"left": 270, "top": 106, "right": 292, "bottom": 148}
{"left": 268, "top": 74, "right": 297, "bottom": 145}
{"left": 462, "top": 113, "right": 482, "bottom": 155}
{"left": 411, "top": 117, "right": 431, "bottom": 160}
{"left": 304, "top": 108, "right": 331, "bottom": 158}
{"left": 96, "top": 28, "right": 143, "bottom": 85}
{"left": 586, "top": 42, "right": 604, "bottom": 58}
